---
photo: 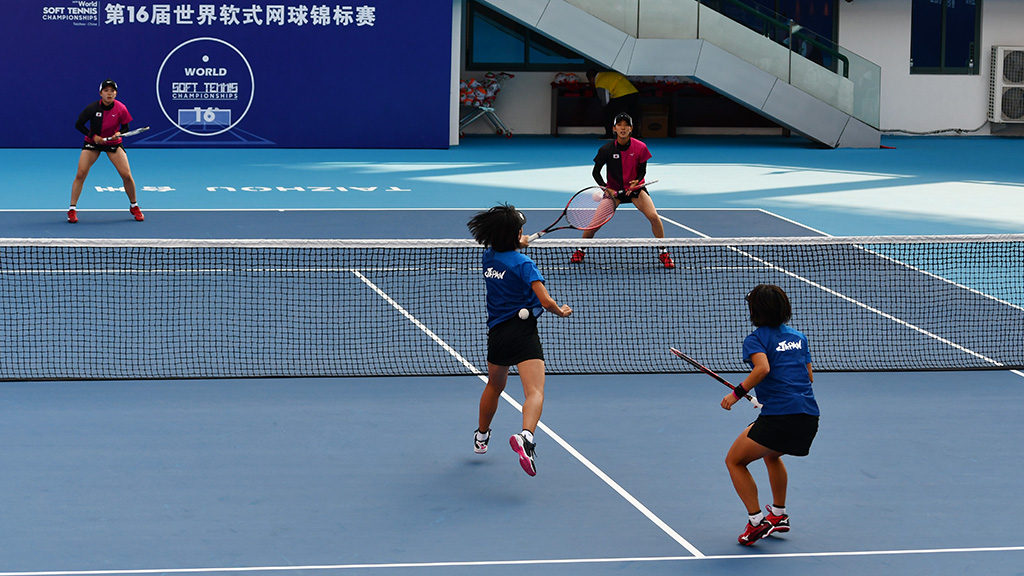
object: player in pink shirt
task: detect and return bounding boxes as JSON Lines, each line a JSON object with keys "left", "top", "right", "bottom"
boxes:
{"left": 571, "top": 113, "right": 673, "bottom": 268}
{"left": 69, "top": 79, "right": 144, "bottom": 223}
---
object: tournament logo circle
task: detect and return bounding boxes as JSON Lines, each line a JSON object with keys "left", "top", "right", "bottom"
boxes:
{"left": 156, "top": 37, "right": 254, "bottom": 137}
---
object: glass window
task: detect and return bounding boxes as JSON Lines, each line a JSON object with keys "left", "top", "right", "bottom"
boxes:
{"left": 471, "top": 9, "right": 526, "bottom": 64}
{"left": 466, "top": 1, "right": 592, "bottom": 71}
{"left": 911, "top": 0, "right": 981, "bottom": 75}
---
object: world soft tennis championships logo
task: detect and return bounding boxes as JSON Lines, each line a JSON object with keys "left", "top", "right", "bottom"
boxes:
{"left": 156, "top": 37, "right": 254, "bottom": 136}
{"left": 41, "top": 0, "right": 100, "bottom": 25}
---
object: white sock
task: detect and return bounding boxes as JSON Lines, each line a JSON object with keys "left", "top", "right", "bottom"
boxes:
{"left": 748, "top": 511, "right": 764, "bottom": 525}
{"left": 521, "top": 429, "right": 534, "bottom": 443}
{"left": 475, "top": 429, "right": 489, "bottom": 441}
{"left": 69, "top": 205, "right": 76, "bottom": 210}
{"left": 769, "top": 504, "right": 786, "bottom": 517}
{"left": 131, "top": 202, "right": 138, "bottom": 208}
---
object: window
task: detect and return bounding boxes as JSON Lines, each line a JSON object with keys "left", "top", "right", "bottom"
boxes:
{"left": 465, "top": 2, "right": 594, "bottom": 71}
{"left": 910, "top": 0, "right": 981, "bottom": 75}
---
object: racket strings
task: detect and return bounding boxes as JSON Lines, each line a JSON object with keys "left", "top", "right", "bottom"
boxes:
{"left": 565, "top": 192, "right": 615, "bottom": 230}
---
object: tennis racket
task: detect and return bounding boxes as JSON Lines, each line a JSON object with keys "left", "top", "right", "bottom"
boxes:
{"left": 104, "top": 126, "right": 150, "bottom": 141}
{"left": 527, "top": 179, "right": 657, "bottom": 242}
{"left": 669, "top": 347, "right": 762, "bottom": 408}
{"left": 616, "top": 178, "right": 657, "bottom": 197}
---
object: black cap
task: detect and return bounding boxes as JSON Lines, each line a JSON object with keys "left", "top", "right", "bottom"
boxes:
{"left": 613, "top": 112, "right": 633, "bottom": 126}
{"left": 100, "top": 79, "right": 118, "bottom": 91}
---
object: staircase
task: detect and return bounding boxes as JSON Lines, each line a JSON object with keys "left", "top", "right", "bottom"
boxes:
{"left": 480, "top": 0, "right": 881, "bottom": 148}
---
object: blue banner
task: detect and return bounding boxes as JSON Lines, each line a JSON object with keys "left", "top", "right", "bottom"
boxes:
{"left": 7, "top": 1, "right": 452, "bottom": 148}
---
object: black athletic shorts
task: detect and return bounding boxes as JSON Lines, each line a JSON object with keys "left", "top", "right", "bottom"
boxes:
{"left": 82, "top": 141, "right": 123, "bottom": 153}
{"left": 614, "top": 187, "right": 645, "bottom": 203}
{"left": 747, "top": 413, "right": 819, "bottom": 457}
{"left": 487, "top": 314, "right": 543, "bottom": 366}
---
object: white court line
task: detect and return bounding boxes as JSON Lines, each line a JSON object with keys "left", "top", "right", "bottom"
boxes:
{"left": 754, "top": 208, "right": 1024, "bottom": 315}
{"left": 1, "top": 546, "right": 1022, "bottom": 575}
{"left": 660, "top": 217, "right": 1024, "bottom": 379}
{"left": 352, "top": 270, "right": 704, "bottom": 558}
{"left": 658, "top": 214, "right": 708, "bottom": 238}
{"left": 660, "top": 209, "right": 833, "bottom": 238}
{"left": 755, "top": 208, "right": 832, "bottom": 236}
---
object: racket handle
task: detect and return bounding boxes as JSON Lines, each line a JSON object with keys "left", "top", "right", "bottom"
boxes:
{"left": 627, "top": 178, "right": 658, "bottom": 191}
{"left": 527, "top": 231, "right": 544, "bottom": 242}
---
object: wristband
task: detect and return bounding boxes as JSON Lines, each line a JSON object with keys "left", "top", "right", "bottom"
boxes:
{"left": 733, "top": 385, "right": 746, "bottom": 400}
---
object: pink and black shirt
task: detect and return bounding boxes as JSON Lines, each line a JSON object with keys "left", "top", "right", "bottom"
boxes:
{"left": 75, "top": 99, "right": 132, "bottom": 144}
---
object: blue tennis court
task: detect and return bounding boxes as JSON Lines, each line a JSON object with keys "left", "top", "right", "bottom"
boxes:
{"left": 1, "top": 136, "right": 1023, "bottom": 575}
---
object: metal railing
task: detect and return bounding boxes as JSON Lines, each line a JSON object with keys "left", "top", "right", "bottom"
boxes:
{"left": 562, "top": 0, "right": 880, "bottom": 128}
{"left": 698, "top": 0, "right": 850, "bottom": 78}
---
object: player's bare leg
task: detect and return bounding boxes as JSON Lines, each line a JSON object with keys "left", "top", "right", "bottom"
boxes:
{"left": 632, "top": 190, "right": 665, "bottom": 238}
{"left": 725, "top": 425, "right": 779, "bottom": 514}
{"left": 108, "top": 148, "right": 143, "bottom": 220}
{"left": 70, "top": 149, "right": 101, "bottom": 207}
{"left": 764, "top": 452, "right": 788, "bottom": 508}
{"left": 510, "top": 358, "right": 545, "bottom": 476}
{"left": 632, "top": 190, "right": 673, "bottom": 267}
{"left": 479, "top": 362, "right": 509, "bottom": 433}
{"left": 107, "top": 148, "right": 137, "bottom": 203}
{"left": 572, "top": 196, "right": 619, "bottom": 262}
{"left": 517, "top": 359, "right": 546, "bottom": 433}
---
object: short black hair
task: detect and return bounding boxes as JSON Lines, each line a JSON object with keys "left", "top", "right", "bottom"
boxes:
{"left": 467, "top": 204, "right": 526, "bottom": 252}
{"left": 745, "top": 284, "right": 792, "bottom": 327}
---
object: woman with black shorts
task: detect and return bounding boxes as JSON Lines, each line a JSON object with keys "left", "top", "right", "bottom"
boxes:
{"left": 720, "top": 284, "right": 820, "bottom": 545}
{"left": 69, "top": 79, "right": 144, "bottom": 223}
{"left": 467, "top": 204, "right": 572, "bottom": 477}
{"left": 570, "top": 112, "right": 673, "bottom": 268}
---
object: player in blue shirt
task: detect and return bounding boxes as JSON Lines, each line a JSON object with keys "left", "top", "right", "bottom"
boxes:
{"left": 467, "top": 204, "right": 572, "bottom": 476}
{"left": 720, "top": 284, "right": 819, "bottom": 545}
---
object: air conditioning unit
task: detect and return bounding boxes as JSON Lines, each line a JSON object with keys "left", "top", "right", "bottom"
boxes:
{"left": 989, "top": 46, "right": 1024, "bottom": 123}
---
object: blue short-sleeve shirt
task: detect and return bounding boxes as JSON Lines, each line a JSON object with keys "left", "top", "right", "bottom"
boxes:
{"left": 743, "top": 324, "right": 819, "bottom": 416}
{"left": 482, "top": 248, "right": 545, "bottom": 328}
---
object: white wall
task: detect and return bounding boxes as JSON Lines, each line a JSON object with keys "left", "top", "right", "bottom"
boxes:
{"left": 839, "top": 0, "right": 1023, "bottom": 135}
{"left": 458, "top": 70, "right": 568, "bottom": 137}
{"left": 455, "top": 0, "right": 1024, "bottom": 138}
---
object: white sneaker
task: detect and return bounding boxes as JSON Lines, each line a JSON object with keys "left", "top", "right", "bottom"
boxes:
{"left": 474, "top": 429, "right": 490, "bottom": 454}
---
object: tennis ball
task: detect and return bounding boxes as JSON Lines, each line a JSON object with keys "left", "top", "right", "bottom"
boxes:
{"left": 518, "top": 308, "right": 530, "bottom": 320}
{"left": 592, "top": 190, "right": 604, "bottom": 202}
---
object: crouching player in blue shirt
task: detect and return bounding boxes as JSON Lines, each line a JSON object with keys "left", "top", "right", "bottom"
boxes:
{"left": 722, "top": 284, "right": 819, "bottom": 545}
{"left": 467, "top": 204, "right": 572, "bottom": 477}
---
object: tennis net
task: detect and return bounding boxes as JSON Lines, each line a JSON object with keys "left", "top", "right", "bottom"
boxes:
{"left": 2, "top": 235, "right": 1022, "bottom": 380}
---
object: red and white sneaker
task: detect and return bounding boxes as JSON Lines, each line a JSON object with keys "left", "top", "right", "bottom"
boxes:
{"left": 67, "top": 209, "right": 78, "bottom": 223}
{"left": 738, "top": 519, "right": 772, "bottom": 545}
{"left": 764, "top": 506, "right": 790, "bottom": 536}
{"left": 658, "top": 251, "right": 675, "bottom": 269}
{"left": 130, "top": 205, "right": 145, "bottom": 221}
{"left": 569, "top": 249, "right": 586, "bottom": 264}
